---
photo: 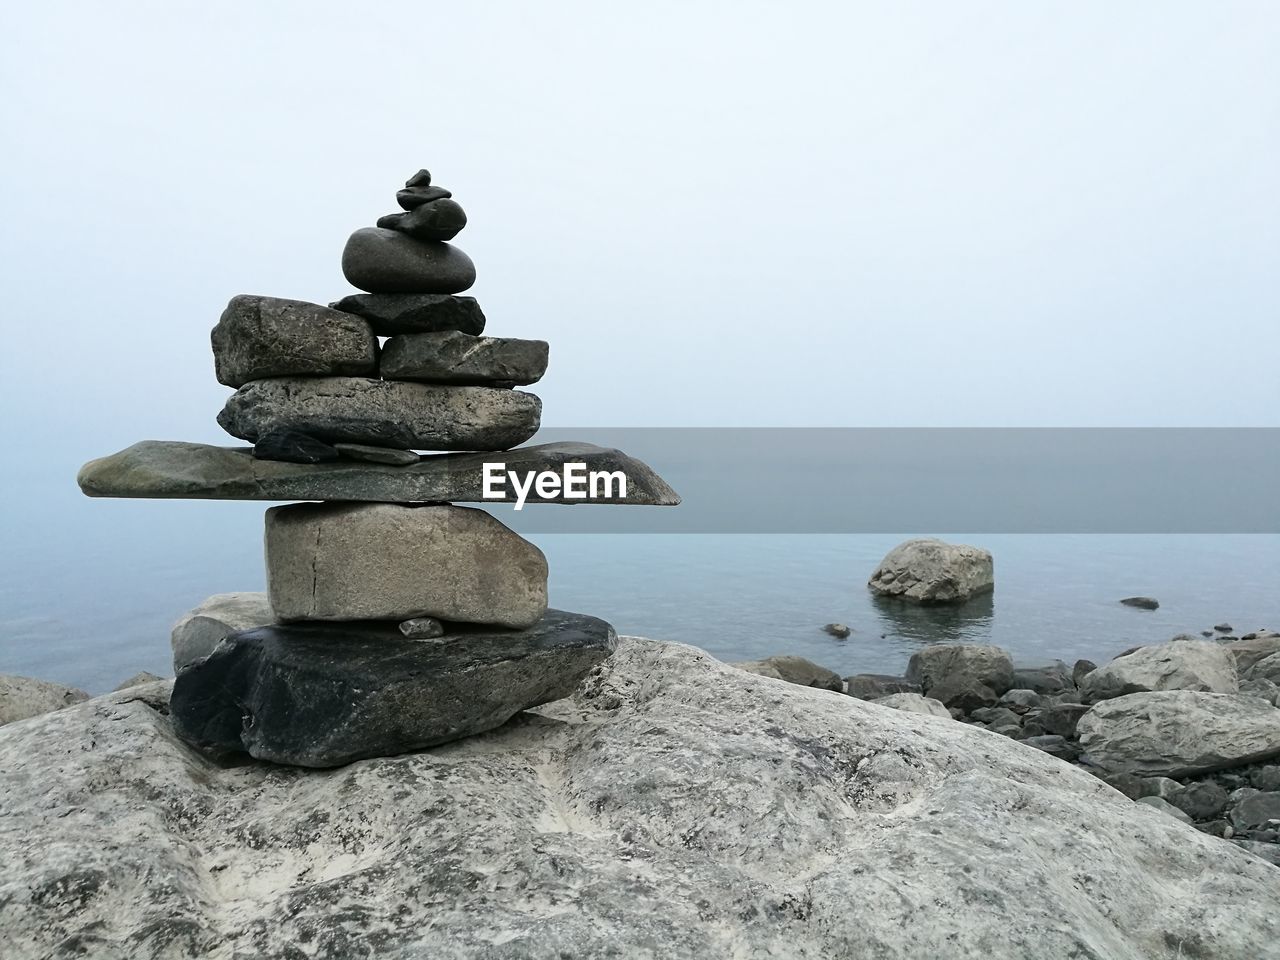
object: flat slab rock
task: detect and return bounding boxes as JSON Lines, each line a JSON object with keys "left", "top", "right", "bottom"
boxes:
{"left": 170, "top": 609, "right": 616, "bottom": 767}
{"left": 3, "top": 639, "right": 1280, "bottom": 959}
{"left": 77, "top": 440, "right": 680, "bottom": 505}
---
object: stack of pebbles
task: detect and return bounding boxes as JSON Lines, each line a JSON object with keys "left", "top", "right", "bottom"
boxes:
{"left": 76, "top": 167, "right": 679, "bottom": 768}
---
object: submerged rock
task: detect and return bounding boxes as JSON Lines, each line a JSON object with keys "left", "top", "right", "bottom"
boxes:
{"left": 1120, "top": 597, "right": 1160, "bottom": 610}
{"left": 868, "top": 538, "right": 994, "bottom": 603}
{"left": 0, "top": 674, "right": 88, "bottom": 726}
{"left": 3, "top": 638, "right": 1280, "bottom": 958}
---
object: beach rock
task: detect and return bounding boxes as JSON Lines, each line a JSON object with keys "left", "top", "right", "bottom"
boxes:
{"left": 378, "top": 198, "right": 467, "bottom": 242}
{"left": 871, "top": 693, "right": 951, "bottom": 718}
{"left": 217, "top": 377, "right": 541, "bottom": 451}
{"left": 252, "top": 428, "right": 339, "bottom": 464}
{"left": 1174, "top": 781, "right": 1229, "bottom": 820}
{"left": 1010, "top": 661, "right": 1073, "bottom": 695}
{"left": 1072, "top": 659, "right": 1098, "bottom": 685}
{"left": 733, "top": 656, "right": 842, "bottom": 692}
{"left": 822, "top": 623, "right": 852, "bottom": 639}
{"left": 381, "top": 331, "right": 549, "bottom": 386}
{"left": 1136, "top": 777, "right": 1184, "bottom": 801}
{"left": 1079, "top": 640, "right": 1238, "bottom": 702}
{"left": 332, "top": 442, "right": 419, "bottom": 466}
{"left": 341, "top": 228, "right": 475, "bottom": 294}
{"left": 1249, "top": 653, "right": 1280, "bottom": 684}
{"left": 905, "top": 643, "right": 1014, "bottom": 712}
{"left": 1231, "top": 792, "right": 1280, "bottom": 833}
{"left": 170, "top": 609, "right": 616, "bottom": 767}
{"left": 1120, "top": 597, "right": 1160, "bottom": 610}
{"left": 210, "top": 295, "right": 377, "bottom": 388}
{"left": 266, "top": 502, "right": 547, "bottom": 627}
{"left": 78, "top": 440, "right": 681, "bottom": 506}
{"left": 170, "top": 592, "right": 275, "bottom": 673}
{"left": 0, "top": 675, "right": 88, "bottom": 726}
{"left": 844, "top": 674, "right": 920, "bottom": 700}
{"left": 971, "top": 706, "right": 1021, "bottom": 727}
{"left": 396, "top": 184, "right": 452, "bottom": 209}
{"left": 1253, "top": 766, "right": 1280, "bottom": 792}
{"left": 112, "top": 672, "right": 165, "bottom": 692}
{"left": 5, "top": 638, "right": 1280, "bottom": 958}
{"left": 1233, "top": 840, "right": 1280, "bottom": 867}
{"left": 328, "top": 293, "right": 485, "bottom": 337}
{"left": 399, "top": 617, "right": 444, "bottom": 640}
{"left": 1231, "top": 634, "right": 1280, "bottom": 674}
{"left": 1038, "top": 701, "right": 1091, "bottom": 738}
{"left": 1078, "top": 691, "right": 1280, "bottom": 777}
{"left": 998, "top": 689, "right": 1042, "bottom": 712}
{"left": 1240, "top": 678, "right": 1280, "bottom": 705}
{"left": 868, "top": 538, "right": 993, "bottom": 603}
{"left": 1136, "top": 796, "right": 1193, "bottom": 825}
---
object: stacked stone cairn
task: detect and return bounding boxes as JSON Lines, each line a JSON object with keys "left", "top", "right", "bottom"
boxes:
{"left": 77, "top": 168, "right": 678, "bottom": 768}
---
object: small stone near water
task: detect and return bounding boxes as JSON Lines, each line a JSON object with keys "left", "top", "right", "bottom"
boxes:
{"left": 399, "top": 617, "right": 444, "bottom": 640}
{"left": 822, "top": 623, "right": 851, "bottom": 639}
{"left": 378, "top": 198, "right": 468, "bottom": 242}
{"left": 341, "top": 228, "right": 476, "bottom": 295}
{"left": 733, "top": 656, "right": 842, "bottom": 692}
{"left": 1038, "top": 702, "right": 1091, "bottom": 739}
{"left": 0, "top": 674, "right": 89, "bottom": 726}
{"left": 1239, "top": 677, "right": 1280, "bottom": 706}
{"left": 1216, "top": 623, "right": 1234, "bottom": 632}
{"left": 870, "top": 693, "right": 950, "bottom": 718}
{"left": 112, "top": 671, "right": 165, "bottom": 691}
{"left": 1173, "top": 781, "right": 1229, "bottom": 820}
{"left": 380, "top": 331, "right": 549, "bottom": 386}
{"left": 1120, "top": 597, "right": 1160, "bottom": 610}
{"left": 1136, "top": 795, "right": 1194, "bottom": 825}
{"left": 171, "top": 591, "right": 276, "bottom": 673}
{"left": 329, "top": 293, "right": 486, "bottom": 337}
{"left": 253, "top": 429, "right": 339, "bottom": 464}
{"left": 844, "top": 674, "right": 921, "bottom": 700}
{"left": 868, "top": 538, "right": 994, "bottom": 604}
{"left": 905, "top": 643, "right": 1014, "bottom": 711}
{"left": 1247, "top": 652, "right": 1280, "bottom": 686}
{"left": 333, "top": 443, "right": 420, "bottom": 466}
{"left": 999, "top": 689, "right": 1042, "bottom": 712}
{"left": 396, "top": 184, "right": 452, "bottom": 209}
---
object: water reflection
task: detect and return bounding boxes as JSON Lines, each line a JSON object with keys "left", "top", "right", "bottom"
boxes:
{"left": 869, "top": 591, "right": 995, "bottom": 645}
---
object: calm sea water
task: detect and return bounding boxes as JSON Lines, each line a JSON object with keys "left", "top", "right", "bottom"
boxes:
{"left": 1, "top": 494, "right": 1276, "bottom": 693}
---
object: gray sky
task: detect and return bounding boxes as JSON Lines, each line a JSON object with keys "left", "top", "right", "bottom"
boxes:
{"left": 2, "top": 1, "right": 1277, "bottom": 486}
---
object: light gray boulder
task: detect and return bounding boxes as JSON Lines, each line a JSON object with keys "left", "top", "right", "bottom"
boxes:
{"left": 1227, "top": 633, "right": 1280, "bottom": 674}
{"left": 1248, "top": 652, "right": 1280, "bottom": 685}
{"left": 1078, "top": 691, "right": 1280, "bottom": 777}
{"left": 872, "top": 693, "right": 951, "bottom": 718}
{"left": 0, "top": 674, "right": 89, "bottom": 726}
{"left": 1239, "top": 677, "right": 1280, "bottom": 706}
{"left": 265, "top": 502, "right": 548, "bottom": 627}
{"left": 217, "top": 377, "right": 541, "bottom": 452}
{"left": 868, "top": 538, "right": 994, "bottom": 603}
{"left": 3, "top": 638, "right": 1280, "bottom": 958}
{"left": 733, "top": 655, "right": 842, "bottom": 692}
{"left": 1079, "top": 640, "right": 1238, "bottom": 702}
{"left": 210, "top": 295, "right": 378, "bottom": 388}
{"left": 170, "top": 592, "right": 275, "bottom": 673}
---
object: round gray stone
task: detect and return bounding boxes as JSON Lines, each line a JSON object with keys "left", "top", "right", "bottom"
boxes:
{"left": 341, "top": 228, "right": 475, "bottom": 294}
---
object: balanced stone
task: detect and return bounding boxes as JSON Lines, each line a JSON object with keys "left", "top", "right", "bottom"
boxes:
{"left": 329, "top": 293, "right": 485, "bottom": 337}
{"left": 169, "top": 609, "right": 616, "bottom": 767}
{"left": 377, "top": 198, "right": 468, "bottom": 242}
{"left": 396, "top": 184, "right": 452, "bottom": 209}
{"left": 341, "top": 228, "right": 475, "bottom": 294}
{"left": 211, "top": 295, "right": 377, "bottom": 388}
{"left": 265, "top": 502, "right": 548, "bottom": 627}
{"left": 217, "top": 377, "right": 541, "bottom": 451}
{"left": 253, "top": 428, "right": 339, "bottom": 464}
{"left": 381, "top": 331, "right": 549, "bottom": 386}
{"left": 405, "top": 168, "right": 431, "bottom": 187}
{"left": 334, "top": 442, "right": 420, "bottom": 466}
{"left": 77, "top": 440, "right": 681, "bottom": 505}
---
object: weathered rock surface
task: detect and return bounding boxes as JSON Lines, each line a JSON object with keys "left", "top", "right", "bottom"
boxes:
{"left": 329, "top": 293, "right": 486, "bottom": 337}
{"left": 1231, "top": 792, "right": 1280, "bottom": 832}
{"left": 1136, "top": 795, "right": 1193, "bottom": 824}
{"left": 872, "top": 692, "right": 951, "bottom": 717}
{"left": 4, "top": 638, "right": 1280, "bottom": 959}
{"left": 217, "top": 377, "right": 541, "bottom": 451}
{"left": 0, "top": 674, "right": 89, "bottom": 726}
{"left": 1079, "top": 640, "right": 1238, "bottom": 702}
{"left": 1010, "top": 660, "right": 1074, "bottom": 695}
{"left": 112, "top": 672, "right": 165, "bottom": 691}
{"left": 171, "top": 591, "right": 275, "bottom": 673}
{"left": 265, "top": 502, "right": 547, "bottom": 627}
{"left": 732, "top": 655, "right": 842, "bottom": 692}
{"left": 381, "top": 331, "right": 549, "bottom": 386}
{"left": 1229, "top": 633, "right": 1280, "bottom": 674}
{"left": 868, "top": 538, "right": 994, "bottom": 603}
{"left": 1250, "top": 652, "right": 1280, "bottom": 685}
{"left": 170, "top": 609, "right": 615, "bottom": 767}
{"left": 341, "top": 228, "right": 475, "bottom": 294}
{"left": 77, "top": 440, "right": 681, "bottom": 505}
{"left": 399, "top": 616, "right": 444, "bottom": 640}
{"left": 210, "top": 295, "right": 377, "bottom": 388}
{"left": 1078, "top": 691, "right": 1280, "bottom": 777}
{"left": 332, "top": 442, "right": 420, "bottom": 466}
{"left": 905, "top": 643, "right": 1014, "bottom": 711}
{"left": 844, "top": 673, "right": 921, "bottom": 700}
{"left": 252, "top": 428, "right": 339, "bottom": 464}
{"left": 378, "top": 198, "right": 467, "bottom": 242}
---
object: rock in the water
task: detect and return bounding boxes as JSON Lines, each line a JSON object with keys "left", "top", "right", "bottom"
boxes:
{"left": 1215, "top": 623, "right": 1234, "bottom": 633}
{"left": 733, "top": 656, "right": 842, "bottom": 692}
{"left": 905, "top": 643, "right": 1014, "bottom": 712}
{"left": 399, "top": 617, "right": 444, "bottom": 640}
{"left": 329, "top": 292, "right": 486, "bottom": 337}
{"left": 1079, "top": 639, "right": 1238, "bottom": 702}
{"left": 78, "top": 440, "right": 681, "bottom": 505}
{"left": 6, "top": 638, "right": 1280, "bottom": 958}
{"left": 378, "top": 198, "right": 468, "bottom": 242}
{"left": 868, "top": 538, "right": 994, "bottom": 603}
{"left": 844, "top": 673, "right": 921, "bottom": 700}
{"left": 171, "top": 592, "right": 276, "bottom": 673}
{"left": 0, "top": 674, "right": 88, "bottom": 726}
{"left": 217, "top": 377, "right": 541, "bottom": 451}
{"left": 112, "top": 672, "right": 165, "bottom": 692}
{"left": 998, "top": 689, "right": 1042, "bottom": 712}
{"left": 396, "top": 184, "right": 452, "bottom": 209}
{"left": 170, "top": 609, "right": 616, "bottom": 767}
{"left": 381, "top": 331, "right": 549, "bottom": 386}
{"left": 332, "top": 442, "right": 420, "bottom": 466}
{"left": 210, "top": 295, "right": 378, "bottom": 388}
{"left": 1120, "top": 597, "right": 1160, "bottom": 610}
{"left": 1078, "top": 691, "right": 1280, "bottom": 777}
{"left": 822, "top": 622, "right": 851, "bottom": 639}
{"left": 252, "top": 428, "right": 339, "bottom": 464}
{"left": 1136, "top": 795, "right": 1194, "bottom": 825}
{"left": 1010, "top": 661, "right": 1073, "bottom": 695}
{"left": 872, "top": 693, "right": 951, "bottom": 718}
{"left": 265, "top": 502, "right": 548, "bottom": 627}
{"left": 341, "top": 228, "right": 475, "bottom": 294}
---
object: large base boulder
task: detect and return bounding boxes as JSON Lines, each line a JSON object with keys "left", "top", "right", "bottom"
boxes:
{"left": 0, "top": 674, "right": 88, "bottom": 726}
{"left": 265, "top": 502, "right": 548, "bottom": 627}
{"left": 3, "top": 638, "right": 1279, "bottom": 958}
{"left": 868, "top": 538, "right": 994, "bottom": 603}
{"left": 1079, "top": 639, "right": 1238, "bottom": 702}
{"left": 170, "top": 609, "right": 615, "bottom": 767}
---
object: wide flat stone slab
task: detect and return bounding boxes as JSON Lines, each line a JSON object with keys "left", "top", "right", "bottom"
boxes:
{"left": 169, "top": 609, "right": 617, "bottom": 767}
{"left": 77, "top": 440, "right": 680, "bottom": 505}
